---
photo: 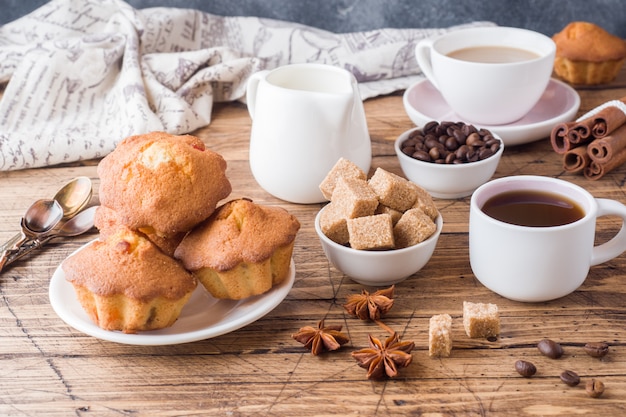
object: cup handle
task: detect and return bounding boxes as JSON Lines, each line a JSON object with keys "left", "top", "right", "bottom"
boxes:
{"left": 245, "top": 70, "right": 269, "bottom": 120}
{"left": 591, "top": 198, "right": 626, "bottom": 265}
{"left": 414, "top": 38, "right": 439, "bottom": 90}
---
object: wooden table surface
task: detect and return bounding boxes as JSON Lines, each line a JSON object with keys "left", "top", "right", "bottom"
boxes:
{"left": 2, "top": 68, "right": 626, "bottom": 416}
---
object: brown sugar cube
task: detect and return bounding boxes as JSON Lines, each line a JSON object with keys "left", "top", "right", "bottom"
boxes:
{"left": 410, "top": 182, "right": 439, "bottom": 220}
{"left": 319, "top": 203, "right": 349, "bottom": 245}
{"left": 319, "top": 157, "right": 367, "bottom": 201}
{"left": 429, "top": 314, "right": 453, "bottom": 357}
{"left": 393, "top": 208, "right": 436, "bottom": 248}
{"left": 463, "top": 301, "right": 500, "bottom": 339}
{"left": 368, "top": 168, "right": 417, "bottom": 212}
{"left": 331, "top": 177, "right": 378, "bottom": 219}
{"left": 375, "top": 204, "right": 403, "bottom": 225}
{"left": 347, "top": 213, "right": 394, "bottom": 250}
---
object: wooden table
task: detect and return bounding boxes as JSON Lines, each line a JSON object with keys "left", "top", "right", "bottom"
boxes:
{"left": 2, "top": 68, "right": 626, "bottom": 416}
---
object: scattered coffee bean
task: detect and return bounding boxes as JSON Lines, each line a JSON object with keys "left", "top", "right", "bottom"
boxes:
{"left": 583, "top": 342, "right": 609, "bottom": 358}
{"left": 585, "top": 379, "right": 605, "bottom": 398}
{"left": 400, "top": 121, "right": 501, "bottom": 165}
{"left": 560, "top": 370, "right": 580, "bottom": 386}
{"left": 537, "top": 338, "right": 564, "bottom": 359}
{"left": 514, "top": 360, "right": 537, "bottom": 377}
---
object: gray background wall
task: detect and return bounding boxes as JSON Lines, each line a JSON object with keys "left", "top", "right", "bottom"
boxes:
{"left": 1, "top": 0, "right": 624, "bottom": 38}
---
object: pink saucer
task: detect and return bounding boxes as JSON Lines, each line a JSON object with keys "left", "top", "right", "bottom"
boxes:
{"left": 403, "top": 78, "right": 580, "bottom": 146}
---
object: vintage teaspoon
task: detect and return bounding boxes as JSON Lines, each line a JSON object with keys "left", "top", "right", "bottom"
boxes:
{"left": 0, "top": 199, "right": 64, "bottom": 271}
{"left": 0, "top": 177, "right": 93, "bottom": 261}
{"left": 4, "top": 206, "right": 98, "bottom": 267}
{"left": 54, "top": 176, "right": 93, "bottom": 219}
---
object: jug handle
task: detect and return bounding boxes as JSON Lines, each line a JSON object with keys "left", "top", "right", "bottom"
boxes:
{"left": 246, "top": 70, "right": 269, "bottom": 120}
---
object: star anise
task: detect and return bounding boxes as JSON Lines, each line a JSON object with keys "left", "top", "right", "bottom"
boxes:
{"left": 351, "top": 332, "right": 415, "bottom": 379}
{"left": 292, "top": 319, "right": 350, "bottom": 356}
{"left": 343, "top": 285, "right": 395, "bottom": 321}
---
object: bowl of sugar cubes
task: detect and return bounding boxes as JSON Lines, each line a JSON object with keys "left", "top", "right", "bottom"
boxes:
{"left": 314, "top": 158, "right": 442, "bottom": 286}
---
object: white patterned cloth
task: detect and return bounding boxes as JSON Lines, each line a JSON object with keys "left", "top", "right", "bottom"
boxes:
{"left": 0, "top": 0, "right": 492, "bottom": 170}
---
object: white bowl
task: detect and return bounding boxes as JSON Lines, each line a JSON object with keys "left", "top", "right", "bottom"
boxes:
{"left": 314, "top": 205, "right": 443, "bottom": 286}
{"left": 394, "top": 127, "right": 504, "bottom": 199}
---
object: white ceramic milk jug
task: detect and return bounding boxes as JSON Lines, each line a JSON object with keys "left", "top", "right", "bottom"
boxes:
{"left": 247, "top": 63, "right": 372, "bottom": 204}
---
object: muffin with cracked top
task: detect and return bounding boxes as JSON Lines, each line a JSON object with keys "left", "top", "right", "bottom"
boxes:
{"left": 97, "top": 131, "right": 232, "bottom": 238}
{"left": 175, "top": 199, "right": 300, "bottom": 300}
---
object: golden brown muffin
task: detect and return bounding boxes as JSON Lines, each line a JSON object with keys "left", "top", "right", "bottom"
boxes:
{"left": 553, "top": 22, "right": 626, "bottom": 85}
{"left": 174, "top": 199, "right": 301, "bottom": 300}
{"left": 94, "top": 205, "right": 184, "bottom": 257}
{"left": 62, "top": 227, "right": 197, "bottom": 333}
{"left": 97, "top": 131, "right": 232, "bottom": 237}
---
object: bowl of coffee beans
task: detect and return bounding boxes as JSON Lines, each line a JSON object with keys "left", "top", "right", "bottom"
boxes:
{"left": 395, "top": 121, "right": 504, "bottom": 199}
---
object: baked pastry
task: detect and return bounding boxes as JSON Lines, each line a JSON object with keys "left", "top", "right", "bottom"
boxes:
{"left": 94, "top": 205, "right": 184, "bottom": 257}
{"left": 552, "top": 22, "right": 626, "bottom": 85}
{"left": 62, "top": 227, "right": 197, "bottom": 333}
{"left": 174, "top": 199, "right": 301, "bottom": 300}
{"left": 97, "top": 131, "right": 232, "bottom": 237}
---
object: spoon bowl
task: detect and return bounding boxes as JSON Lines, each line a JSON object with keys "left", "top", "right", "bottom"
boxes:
{"left": 23, "top": 199, "right": 64, "bottom": 234}
{"left": 54, "top": 176, "right": 93, "bottom": 218}
{"left": 47, "top": 206, "right": 97, "bottom": 239}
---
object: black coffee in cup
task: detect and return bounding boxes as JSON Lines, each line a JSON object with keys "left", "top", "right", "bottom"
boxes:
{"left": 481, "top": 189, "right": 585, "bottom": 227}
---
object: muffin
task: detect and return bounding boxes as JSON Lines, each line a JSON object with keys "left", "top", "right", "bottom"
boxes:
{"left": 62, "top": 227, "right": 197, "bottom": 333}
{"left": 94, "top": 205, "right": 184, "bottom": 257}
{"left": 98, "top": 131, "right": 232, "bottom": 237}
{"left": 552, "top": 22, "right": 626, "bottom": 85}
{"left": 174, "top": 199, "right": 301, "bottom": 300}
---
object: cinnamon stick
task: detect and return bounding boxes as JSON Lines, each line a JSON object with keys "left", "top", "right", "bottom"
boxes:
{"left": 590, "top": 99, "right": 626, "bottom": 138}
{"left": 566, "top": 118, "right": 594, "bottom": 145}
{"left": 563, "top": 146, "right": 591, "bottom": 174}
{"left": 550, "top": 122, "right": 574, "bottom": 154}
{"left": 584, "top": 145, "right": 626, "bottom": 180}
{"left": 587, "top": 124, "right": 626, "bottom": 164}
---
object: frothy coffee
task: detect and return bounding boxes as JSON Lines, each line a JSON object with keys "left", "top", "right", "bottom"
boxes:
{"left": 447, "top": 46, "right": 540, "bottom": 63}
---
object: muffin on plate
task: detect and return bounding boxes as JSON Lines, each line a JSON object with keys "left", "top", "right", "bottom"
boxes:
{"left": 62, "top": 227, "right": 197, "bottom": 333}
{"left": 174, "top": 199, "right": 301, "bottom": 300}
{"left": 94, "top": 205, "right": 184, "bottom": 257}
{"left": 98, "top": 131, "right": 232, "bottom": 238}
{"left": 552, "top": 21, "right": 626, "bottom": 85}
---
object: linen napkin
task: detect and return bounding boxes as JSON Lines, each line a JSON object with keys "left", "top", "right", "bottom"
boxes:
{"left": 0, "top": 0, "right": 492, "bottom": 171}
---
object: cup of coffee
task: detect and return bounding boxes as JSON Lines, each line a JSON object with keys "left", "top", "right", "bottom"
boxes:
{"left": 415, "top": 26, "right": 555, "bottom": 125}
{"left": 469, "top": 175, "right": 626, "bottom": 302}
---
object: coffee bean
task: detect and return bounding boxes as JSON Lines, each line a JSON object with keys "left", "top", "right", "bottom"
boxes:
{"left": 401, "top": 121, "right": 501, "bottom": 164}
{"left": 586, "top": 379, "right": 605, "bottom": 398}
{"left": 583, "top": 342, "right": 609, "bottom": 358}
{"left": 537, "top": 338, "right": 564, "bottom": 359}
{"left": 560, "top": 370, "right": 580, "bottom": 386}
{"left": 514, "top": 360, "right": 537, "bottom": 377}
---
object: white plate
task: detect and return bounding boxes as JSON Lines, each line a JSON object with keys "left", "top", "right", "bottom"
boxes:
{"left": 403, "top": 78, "right": 580, "bottom": 146}
{"left": 49, "top": 241, "right": 295, "bottom": 346}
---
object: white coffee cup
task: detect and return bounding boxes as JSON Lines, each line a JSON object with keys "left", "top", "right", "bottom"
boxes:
{"left": 415, "top": 26, "right": 556, "bottom": 125}
{"left": 469, "top": 175, "right": 626, "bottom": 302}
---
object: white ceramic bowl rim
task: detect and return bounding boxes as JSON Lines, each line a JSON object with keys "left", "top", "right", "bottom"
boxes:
{"left": 394, "top": 126, "right": 505, "bottom": 170}
{"left": 314, "top": 205, "right": 443, "bottom": 255}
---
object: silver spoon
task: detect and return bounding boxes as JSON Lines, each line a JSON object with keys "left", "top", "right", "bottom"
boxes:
{"left": 1, "top": 177, "right": 92, "bottom": 247}
{"left": 54, "top": 176, "right": 93, "bottom": 219}
{"left": 4, "top": 206, "right": 98, "bottom": 267}
{"left": 0, "top": 199, "right": 64, "bottom": 271}
{"left": 42, "top": 205, "right": 97, "bottom": 241}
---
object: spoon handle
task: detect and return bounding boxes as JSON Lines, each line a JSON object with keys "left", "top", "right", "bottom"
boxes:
{"left": 3, "top": 238, "right": 46, "bottom": 268}
{"left": 0, "top": 231, "right": 29, "bottom": 273}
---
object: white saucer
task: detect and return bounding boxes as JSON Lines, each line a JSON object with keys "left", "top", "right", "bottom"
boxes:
{"left": 49, "top": 241, "right": 295, "bottom": 346}
{"left": 403, "top": 78, "right": 580, "bottom": 146}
